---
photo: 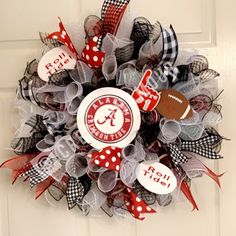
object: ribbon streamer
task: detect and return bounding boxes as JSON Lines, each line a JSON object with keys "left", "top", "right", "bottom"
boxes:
{"left": 20, "top": 153, "right": 52, "bottom": 187}
{"left": 160, "top": 26, "right": 178, "bottom": 65}
{"left": 180, "top": 180, "right": 199, "bottom": 211}
{"left": 168, "top": 129, "right": 223, "bottom": 166}
{"left": 66, "top": 177, "right": 85, "bottom": 209}
{"left": 125, "top": 188, "right": 156, "bottom": 220}
{"left": 88, "top": 146, "right": 122, "bottom": 172}
{"left": 48, "top": 18, "right": 79, "bottom": 59}
{"left": 101, "top": 0, "right": 131, "bottom": 36}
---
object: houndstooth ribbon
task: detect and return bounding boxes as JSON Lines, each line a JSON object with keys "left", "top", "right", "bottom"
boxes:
{"left": 20, "top": 163, "right": 49, "bottom": 187}
{"left": 66, "top": 177, "right": 85, "bottom": 209}
{"left": 83, "top": 0, "right": 131, "bottom": 49}
{"left": 168, "top": 130, "right": 223, "bottom": 166}
{"left": 20, "top": 153, "right": 50, "bottom": 187}
{"left": 20, "top": 152, "right": 63, "bottom": 187}
{"left": 66, "top": 176, "right": 91, "bottom": 210}
{"left": 99, "top": 0, "right": 130, "bottom": 47}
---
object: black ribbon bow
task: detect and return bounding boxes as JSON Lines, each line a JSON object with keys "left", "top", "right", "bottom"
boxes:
{"left": 168, "top": 129, "right": 223, "bottom": 166}
{"left": 66, "top": 176, "right": 91, "bottom": 210}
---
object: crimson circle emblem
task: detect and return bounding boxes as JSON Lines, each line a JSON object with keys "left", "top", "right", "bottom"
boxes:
{"left": 77, "top": 87, "right": 141, "bottom": 149}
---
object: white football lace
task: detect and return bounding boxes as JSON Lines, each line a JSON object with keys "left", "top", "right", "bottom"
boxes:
{"left": 168, "top": 94, "right": 183, "bottom": 104}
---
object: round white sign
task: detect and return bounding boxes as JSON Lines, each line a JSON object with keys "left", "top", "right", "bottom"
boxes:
{"left": 38, "top": 45, "right": 76, "bottom": 81}
{"left": 77, "top": 87, "right": 141, "bottom": 149}
{"left": 136, "top": 161, "right": 177, "bottom": 194}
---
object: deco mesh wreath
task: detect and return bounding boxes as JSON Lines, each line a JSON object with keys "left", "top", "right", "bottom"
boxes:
{"left": 1, "top": 0, "right": 225, "bottom": 220}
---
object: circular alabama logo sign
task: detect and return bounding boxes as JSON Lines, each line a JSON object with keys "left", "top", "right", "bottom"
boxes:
{"left": 77, "top": 87, "right": 141, "bottom": 149}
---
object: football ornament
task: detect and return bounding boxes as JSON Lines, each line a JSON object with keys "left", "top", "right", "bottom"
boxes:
{"left": 156, "top": 89, "right": 193, "bottom": 120}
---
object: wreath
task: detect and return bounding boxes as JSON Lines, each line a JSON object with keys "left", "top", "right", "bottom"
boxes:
{"left": 1, "top": 0, "right": 225, "bottom": 220}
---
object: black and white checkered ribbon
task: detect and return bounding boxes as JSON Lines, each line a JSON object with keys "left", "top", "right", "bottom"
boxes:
{"left": 161, "top": 25, "right": 178, "bottom": 66}
{"left": 160, "top": 63, "right": 179, "bottom": 85}
{"left": 66, "top": 177, "right": 85, "bottom": 209}
{"left": 20, "top": 155, "right": 50, "bottom": 187}
{"left": 21, "top": 164, "right": 49, "bottom": 187}
{"left": 168, "top": 131, "right": 223, "bottom": 166}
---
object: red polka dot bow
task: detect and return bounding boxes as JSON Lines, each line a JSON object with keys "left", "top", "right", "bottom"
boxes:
{"left": 88, "top": 146, "right": 122, "bottom": 172}
{"left": 48, "top": 18, "right": 106, "bottom": 69}
{"left": 125, "top": 188, "right": 156, "bottom": 220}
{"left": 81, "top": 36, "right": 105, "bottom": 69}
{"left": 48, "top": 18, "right": 80, "bottom": 60}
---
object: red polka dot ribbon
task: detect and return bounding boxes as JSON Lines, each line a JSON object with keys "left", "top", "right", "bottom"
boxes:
{"left": 125, "top": 188, "right": 156, "bottom": 220}
{"left": 88, "top": 146, "right": 122, "bottom": 172}
{"left": 48, "top": 18, "right": 80, "bottom": 60}
{"left": 48, "top": 18, "right": 106, "bottom": 69}
{"left": 81, "top": 36, "right": 106, "bottom": 69}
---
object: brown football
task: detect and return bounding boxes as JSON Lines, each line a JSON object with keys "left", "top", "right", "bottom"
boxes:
{"left": 155, "top": 89, "right": 193, "bottom": 120}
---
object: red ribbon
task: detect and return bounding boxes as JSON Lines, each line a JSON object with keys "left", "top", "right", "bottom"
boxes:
{"left": 180, "top": 180, "right": 199, "bottom": 211}
{"left": 125, "top": 188, "right": 156, "bottom": 220}
{"left": 48, "top": 17, "right": 80, "bottom": 60}
{"left": 0, "top": 153, "right": 37, "bottom": 183}
{"left": 88, "top": 146, "right": 122, "bottom": 172}
{"left": 81, "top": 36, "right": 105, "bottom": 69}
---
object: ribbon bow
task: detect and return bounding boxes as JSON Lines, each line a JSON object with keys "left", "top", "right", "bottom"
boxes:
{"left": 160, "top": 26, "right": 178, "bottom": 66}
{"left": 47, "top": 0, "right": 131, "bottom": 69}
{"left": 81, "top": 0, "right": 130, "bottom": 68}
{"left": 81, "top": 36, "right": 105, "bottom": 69}
{"left": 19, "top": 152, "right": 60, "bottom": 187}
{"left": 88, "top": 146, "right": 122, "bottom": 172}
{"left": 0, "top": 153, "right": 58, "bottom": 199}
{"left": 125, "top": 188, "right": 156, "bottom": 220}
{"left": 168, "top": 129, "right": 223, "bottom": 166}
{"left": 66, "top": 175, "right": 91, "bottom": 209}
